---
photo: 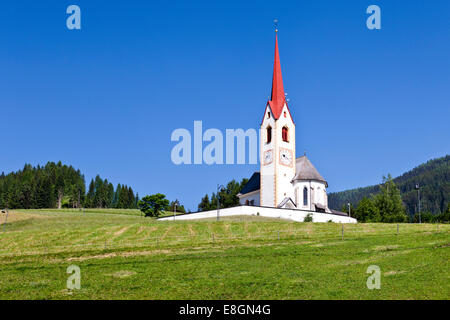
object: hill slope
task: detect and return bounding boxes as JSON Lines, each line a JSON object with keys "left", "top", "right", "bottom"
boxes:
{"left": 328, "top": 155, "right": 450, "bottom": 215}
{"left": 1, "top": 209, "right": 449, "bottom": 299}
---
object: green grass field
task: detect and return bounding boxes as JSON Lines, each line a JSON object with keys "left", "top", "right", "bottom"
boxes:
{"left": 0, "top": 209, "right": 448, "bottom": 299}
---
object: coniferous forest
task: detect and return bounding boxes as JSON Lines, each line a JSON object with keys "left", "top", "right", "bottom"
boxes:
{"left": 328, "top": 155, "right": 450, "bottom": 218}
{"left": 0, "top": 162, "right": 139, "bottom": 209}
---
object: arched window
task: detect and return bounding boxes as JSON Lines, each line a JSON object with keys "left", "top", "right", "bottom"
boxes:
{"left": 266, "top": 126, "right": 272, "bottom": 143}
{"left": 317, "top": 187, "right": 321, "bottom": 204}
{"left": 303, "top": 187, "right": 308, "bottom": 206}
{"left": 282, "top": 126, "right": 289, "bottom": 142}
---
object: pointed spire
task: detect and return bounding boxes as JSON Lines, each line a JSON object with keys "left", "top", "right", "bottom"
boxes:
{"left": 268, "top": 33, "right": 286, "bottom": 119}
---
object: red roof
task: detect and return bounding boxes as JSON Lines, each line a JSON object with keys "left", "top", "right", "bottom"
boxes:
{"left": 268, "top": 33, "right": 286, "bottom": 119}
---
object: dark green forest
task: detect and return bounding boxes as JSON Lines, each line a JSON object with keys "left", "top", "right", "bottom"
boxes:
{"left": 0, "top": 162, "right": 138, "bottom": 209}
{"left": 328, "top": 155, "right": 450, "bottom": 217}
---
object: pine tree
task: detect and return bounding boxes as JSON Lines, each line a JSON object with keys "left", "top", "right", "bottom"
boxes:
{"left": 135, "top": 193, "right": 140, "bottom": 209}
{"left": 127, "top": 187, "right": 135, "bottom": 208}
{"left": 106, "top": 182, "right": 114, "bottom": 208}
{"left": 198, "top": 194, "right": 211, "bottom": 211}
{"left": 373, "top": 174, "right": 408, "bottom": 222}
{"left": 86, "top": 179, "right": 95, "bottom": 208}
{"left": 354, "top": 197, "right": 380, "bottom": 222}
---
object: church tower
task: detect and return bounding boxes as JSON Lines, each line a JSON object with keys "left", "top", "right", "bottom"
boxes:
{"left": 260, "top": 32, "right": 296, "bottom": 207}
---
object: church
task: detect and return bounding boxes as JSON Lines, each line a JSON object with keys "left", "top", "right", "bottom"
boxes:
{"left": 237, "top": 32, "right": 337, "bottom": 215}
{"left": 160, "top": 31, "right": 356, "bottom": 223}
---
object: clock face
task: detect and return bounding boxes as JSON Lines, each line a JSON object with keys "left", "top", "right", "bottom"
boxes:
{"left": 263, "top": 149, "right": 273, "bottom": 165}
{"left": 279, "top": 148, "right": 293, "bottom": 167}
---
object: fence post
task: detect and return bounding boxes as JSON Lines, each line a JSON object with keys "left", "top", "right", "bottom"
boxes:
{"left": 104, "top": 240, "right": 107, "bottom": 250}
{"left": 212, "top": 233, "right": 215, "bottom": 244}
{"left": 2, "top": 209, "right": 9, "bottom": 232}
{"left": 341, "top": 224, "right": 344, "bottom": 241}
{"left": 397, "top": 224, "right": 399, "bottom": 235}
{"left": 278, "top": 231, "right": 280, "bottom": 241}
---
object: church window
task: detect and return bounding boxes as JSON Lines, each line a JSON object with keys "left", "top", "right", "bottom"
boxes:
{"left": 266, "top": 126, "right": 272, "bottom": 143}
{"left": 267, "top": 112, "right": 271, "bottom": 119}
{"left": 303, "top": 187, "right": 308, "bottom": 206}
{"left": 282, "top": 126, "right": 289, "bottom": 142}
{"left": 284, "top": 111, "right": 287, "bottom": 118}
{"left": 245, "top": 200, "right": 249, "bottom": 205}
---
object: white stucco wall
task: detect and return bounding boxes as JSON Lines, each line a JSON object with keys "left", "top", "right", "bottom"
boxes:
{"left": 238, "top": 190, "right": 260, "bottom": 206}
{"left": 159, "top": 206, "right": 357, "bottom": 224}
{"left": 293, "top": 180, "right": 328, "bottom": 211}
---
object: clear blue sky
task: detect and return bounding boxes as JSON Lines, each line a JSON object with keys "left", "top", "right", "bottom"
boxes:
{"left": 1, "top": 0, "right": 449, "bottom": 211}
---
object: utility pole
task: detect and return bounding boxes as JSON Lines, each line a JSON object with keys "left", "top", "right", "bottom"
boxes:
{"left": 217, "top": 184, "right": 224, "bottom": 221}
{"left": 415, "top": 183, "right": 421, "bottom": 223}
{"left": 348, "top": 203, "right": 351, "bottom": 217}
{"left": 173, "top": 199, "right": 179, "bottom": 220}
{"left": 78, "top": 189, "right": 81, "bottom": 211}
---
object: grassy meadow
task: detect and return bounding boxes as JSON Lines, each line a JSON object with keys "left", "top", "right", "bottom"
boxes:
{"left": 0, "top": 209, "right": 448, "bottom": 299}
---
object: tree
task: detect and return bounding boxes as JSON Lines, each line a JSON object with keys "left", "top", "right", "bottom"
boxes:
{"left": 127, "top": 187, "right": 135, "bottom": 208}
{"left": 413, "top": 211, "right": 435, "bottom": 223}
{"left": 138, "top": 194, "right": 170, "bottom": 217}
{"left": 373, "top": 174, "right": 407, "bottom": 223}
{"left": 170, "top": 199, "right": 186, "bottom": 213}
{"left": 85, "top": 179, "right": 95, "bottom": 208}
{"left": 197, "top": 178, "right": 249, "bottom": 211}
{"left": 0, "top": 162, "right": 137, "bottom": 210}
{"left": 328, "top": 155, "right": 450, "bottom": 217}
{"left": 106, "top": 182, "right": 114, "bottom": 208}
{"left": 198, "top": 194, "right": 211, "bottom": 211}
{"left": 436, "top": 204, "right": 450, "bottom": 222}
{"left": 354, "top": 197, "right": 380, "bottom": 222}
{"left": 135, "top": 193, "right": 140, "bottom": 209}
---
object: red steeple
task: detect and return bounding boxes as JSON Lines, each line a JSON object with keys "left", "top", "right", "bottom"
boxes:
{"left": 268, "top": 33, "right": 286, "bottom": 119}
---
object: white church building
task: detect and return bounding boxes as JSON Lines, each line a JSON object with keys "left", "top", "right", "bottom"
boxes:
{"left": 160, "top": 32, "right": 356, "bottom": 223}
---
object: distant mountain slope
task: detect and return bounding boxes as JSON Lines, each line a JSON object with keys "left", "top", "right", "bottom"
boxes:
{"left": 328, "top": 155, "right": 450, "bottom": 216}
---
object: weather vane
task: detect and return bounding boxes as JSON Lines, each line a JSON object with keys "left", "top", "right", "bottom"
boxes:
{"left": 274, "top": 19, "right": 278, "bottom": 32}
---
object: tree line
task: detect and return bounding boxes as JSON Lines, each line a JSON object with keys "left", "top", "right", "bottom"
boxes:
{"left": 329, "top": 155, "right": 450, "bottom": 218}
{"left": 342, "top": 174, "right": 450, "bottom": 223}
{"left": 0, "top": 162, "right": 138, "bottom": 209}
{"left": 84, "top": 176, "right": 138, "bottom": 209}
{"left": 197, "top": 178, "right": 248, "bottom": 211}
